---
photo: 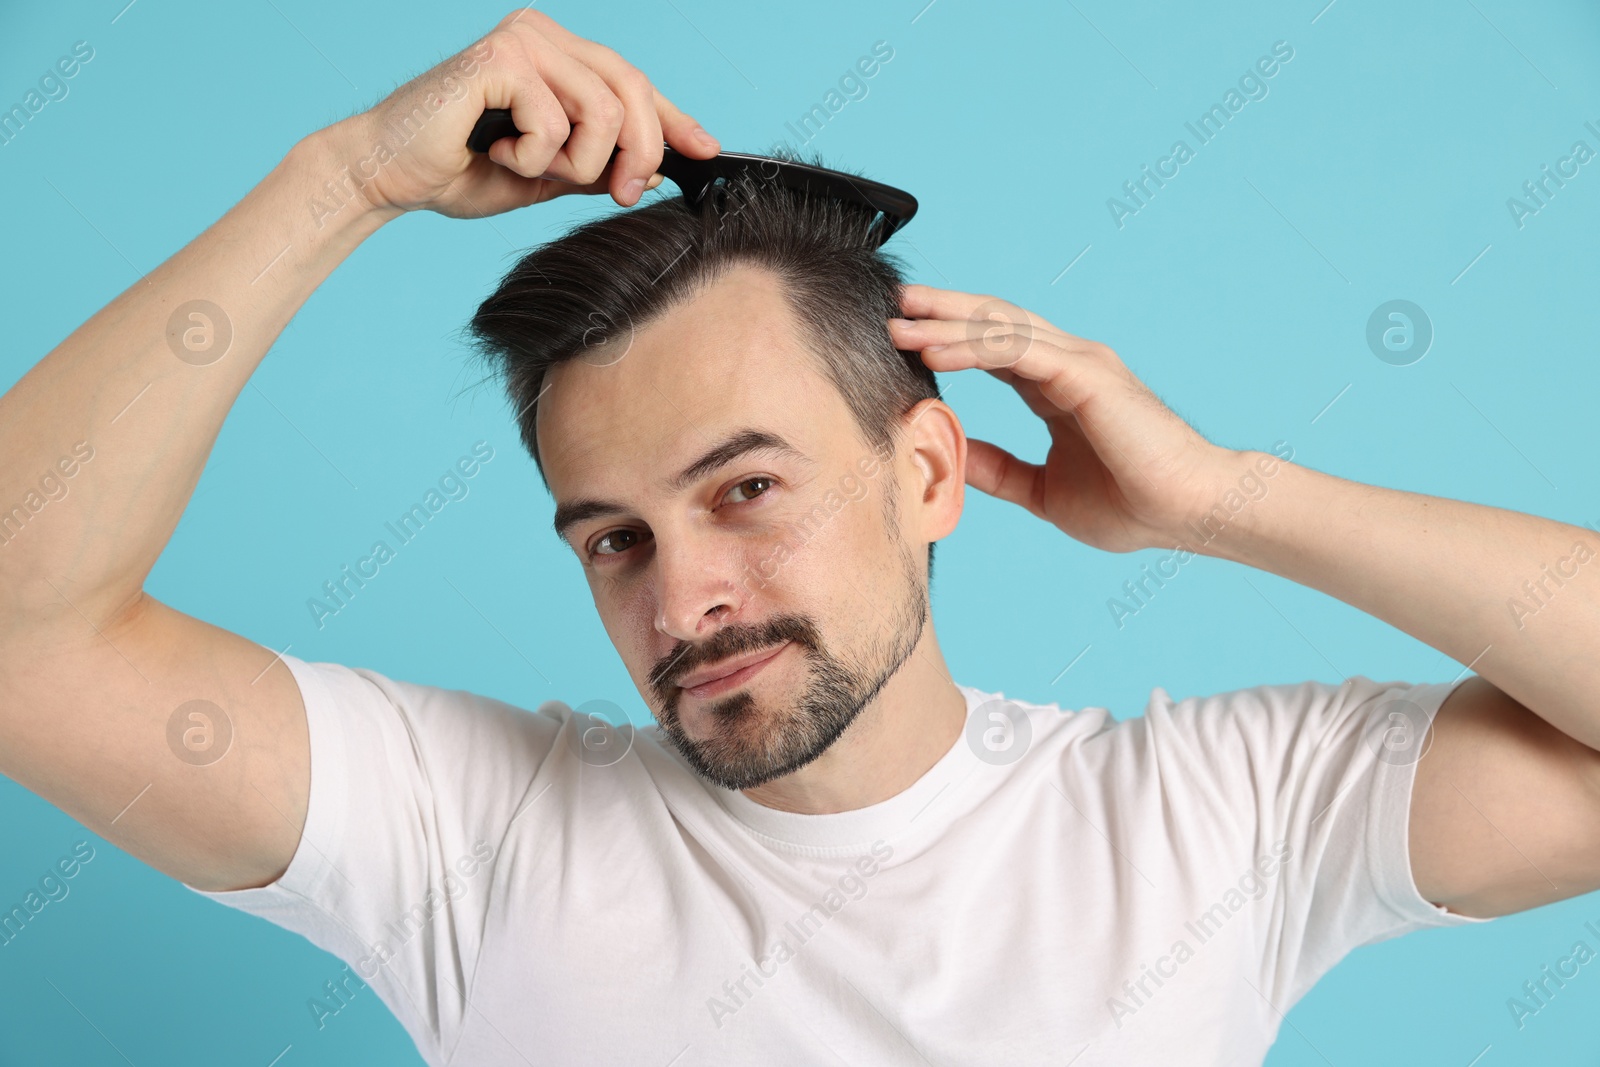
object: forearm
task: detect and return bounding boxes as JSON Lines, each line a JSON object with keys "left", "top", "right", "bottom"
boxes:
{"left": 0, "top": 118, "right": 401, "bottom": 635}
{"left": 1207, "top": 452, "right": 1600, "bottom": 748}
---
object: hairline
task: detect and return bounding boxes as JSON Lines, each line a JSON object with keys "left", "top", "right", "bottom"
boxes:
{"left": 529, "top": 260, "right": 909, "bottom": 491}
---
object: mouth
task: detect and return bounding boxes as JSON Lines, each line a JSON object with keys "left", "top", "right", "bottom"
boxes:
{"left": 677, "top": 642, "right": 792, "bottom": 700}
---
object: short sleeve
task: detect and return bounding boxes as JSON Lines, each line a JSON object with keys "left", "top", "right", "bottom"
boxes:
{"left": 1141, "top": 673, "right": 1493, "bottom": 1012}
{"left": 183, "top": 653, "right": 565, "bottom": 1062}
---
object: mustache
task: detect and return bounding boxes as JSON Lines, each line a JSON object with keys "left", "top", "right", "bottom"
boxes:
{"left": 648, "top": 613, "right": 822, "bottom": 696}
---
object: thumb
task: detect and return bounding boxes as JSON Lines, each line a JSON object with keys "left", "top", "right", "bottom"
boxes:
{"left": 965, "top": 438, "right": 1043, "bottom": 517}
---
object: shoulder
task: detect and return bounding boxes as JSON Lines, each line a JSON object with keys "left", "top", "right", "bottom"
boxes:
{"left": 1084, "top": 675, "right": 1461, "bottom": 758}
{"left": 979, "top": 674, "right": 1462, "bottom": 815}
{"left": 280, "top": 654, "right": 607, "bottom": 794}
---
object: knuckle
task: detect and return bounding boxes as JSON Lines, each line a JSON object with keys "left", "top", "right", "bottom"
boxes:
{"left": 507, "top": 8, "right": 552, "bottom": 30}
{"left": 589, "top": 41, "right": 625, "bottom": 67}
{"left": 628, "top": 140, "right": 665, "bottom": 176}
{"left": 540, "top": 112, "right": 570, "bottom": 142}
{"left": 621, "top": 67, "right": 654, "bottom": 97}
{"left": 573, "top": 155, "right": 608, "bottom": 185}
{"left": 484, "top": 29, "right": 520, "bottom": 58}
{"left": 591, "top": 93, "right": 625, "bottom": 128}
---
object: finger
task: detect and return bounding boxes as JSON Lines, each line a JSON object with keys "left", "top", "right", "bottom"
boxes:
{"left": 527, "top": 14, "right": 720, "bottom": 161}
{"left": 902, "top": 321, "right": 1062, "bottom": 425}
{"left": 917, "top": 335, "right": 1105, "bottom": 416}
{"left": 965, "top": 438, "right": 1045, "bottom": 517}
{"left": 988, "top": 366, "right": 1065, "bottom": 423}
{"left": 487, "top": 69, "right": 570, "bottom": 178}
{"left": 890, "top": 314, "right": 1055, "bottom": 370}
{"left": 483, "top": 18, "right": 618, "bottom": 183}
{"left": 971, "top": 365, "right": 1099, "bottom": 476}
{"left": 544, "top": 38, "right": 666, "bottom": 204}
{"left": 897, "top": 284, "right": 1086, "bottom": 346}
{"left": 541, "top": 169, "right": 666, "bottom": 203}
{"left": 495, "top": 33, "right": 623, "bottom": 185}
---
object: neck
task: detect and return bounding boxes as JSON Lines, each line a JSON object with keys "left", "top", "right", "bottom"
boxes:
{"left": 739, "top": 620, "right": 967, "bottom": 814}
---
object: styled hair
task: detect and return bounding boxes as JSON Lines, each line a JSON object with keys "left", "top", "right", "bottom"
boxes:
{"left": 464, "top": 147, "right": 941, "bottom": 572}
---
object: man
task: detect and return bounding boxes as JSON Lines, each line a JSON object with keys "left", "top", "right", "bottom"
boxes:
{"left": 2, "top": 9, "right": 1598, "bottom": 1066}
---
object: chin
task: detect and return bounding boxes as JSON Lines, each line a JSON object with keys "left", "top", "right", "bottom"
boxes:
{"left": 681, "top": 687, "right": 770, "bottom": 742}
{"left": 664, "top": 682, "right": 862, "bottom": 793}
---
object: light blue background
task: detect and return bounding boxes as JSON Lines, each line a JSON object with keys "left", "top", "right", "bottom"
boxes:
{"left": 3, "top": 0, "right": 1599, "bottom": 1063}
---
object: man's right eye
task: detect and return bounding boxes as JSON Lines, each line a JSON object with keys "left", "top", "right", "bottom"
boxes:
{"left": 592, "top": 529, "right": 646, "bottom": 557}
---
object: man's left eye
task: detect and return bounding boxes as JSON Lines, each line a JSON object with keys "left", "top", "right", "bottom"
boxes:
{"left": 722, "top": 476, "right": 775, "bottom": 504}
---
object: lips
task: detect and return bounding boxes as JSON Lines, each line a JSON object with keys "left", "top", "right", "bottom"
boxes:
{"left": 677, "top": 642, "right": 791, "bottom": 697}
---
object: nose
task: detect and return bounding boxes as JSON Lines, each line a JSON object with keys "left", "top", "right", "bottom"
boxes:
{"left": 652, "top": 529, "right": 747, "bottom": 642}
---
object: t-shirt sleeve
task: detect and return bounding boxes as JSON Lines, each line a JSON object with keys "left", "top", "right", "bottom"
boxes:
{"left": 1141, "top": 673, "right": 1494, "bottom": 1011}
{"left": 182, "top": 652, "right": 566, "bottom": 1062}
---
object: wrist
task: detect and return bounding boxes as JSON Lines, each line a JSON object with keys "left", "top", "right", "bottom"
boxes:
{"left": 292, "top": 118, "right": 408, "bottom": 231}
{"left": 1166, "top": 446, "right": 1297, "bottom": 563}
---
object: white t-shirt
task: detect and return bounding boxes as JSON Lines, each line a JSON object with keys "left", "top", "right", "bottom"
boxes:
{"left": 188, "top": 653, "right": 1489, "bottom": 1066}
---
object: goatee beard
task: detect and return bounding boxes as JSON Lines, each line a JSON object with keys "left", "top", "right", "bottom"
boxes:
{"left": 647, "top": 544, "right": 927, "bottom": 791}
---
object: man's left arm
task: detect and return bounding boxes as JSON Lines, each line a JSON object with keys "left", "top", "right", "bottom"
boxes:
{"left": 888, "top": 284, "right": 1600, "bottom": 921}
{"left": 1204, "top": 457, "right": 1600, "bottom": 919}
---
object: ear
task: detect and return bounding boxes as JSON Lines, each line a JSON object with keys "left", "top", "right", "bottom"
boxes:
{"left": 900, "top": 398, "right": 965, "bottom": 543}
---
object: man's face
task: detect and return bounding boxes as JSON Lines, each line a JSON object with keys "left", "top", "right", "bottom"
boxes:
{"left": 538, "top": 265, "right": 929, "bottom": 790}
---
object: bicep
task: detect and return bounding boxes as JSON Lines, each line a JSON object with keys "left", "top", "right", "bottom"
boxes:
{"left": 1410, "top": 676, "right": 1600, "bottom": 918}
{"left": 0, "top": 593, "right": 308, "bottom": 892}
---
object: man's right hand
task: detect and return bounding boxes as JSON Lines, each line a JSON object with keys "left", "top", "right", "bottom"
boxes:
{"left": 344, "top": 9, "right": 721, "bottom": 219}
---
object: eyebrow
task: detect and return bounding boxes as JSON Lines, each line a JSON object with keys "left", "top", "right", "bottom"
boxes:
{"left": 551, "top": 428, "right": 809, "bottom": 546}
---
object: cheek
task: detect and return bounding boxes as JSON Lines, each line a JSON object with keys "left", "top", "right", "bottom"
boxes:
{"left": 766, "top": 491, "right": 890, "bottom": 596}
{"left": 586, "top": 574, "right": 652, "bottom": 661}
{"left": 613, "top": 580, "right": 658, "bottom": 646}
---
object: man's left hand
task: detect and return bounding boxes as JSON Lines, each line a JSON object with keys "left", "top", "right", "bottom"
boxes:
{"left": 889, "top": 283, "right": 1245, "bottom": 554}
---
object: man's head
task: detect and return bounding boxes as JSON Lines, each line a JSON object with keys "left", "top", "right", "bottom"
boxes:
{"left": 466, "top": 157, "right": 966, "bottom": 791}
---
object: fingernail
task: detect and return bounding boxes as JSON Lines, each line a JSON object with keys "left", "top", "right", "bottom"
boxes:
{"left": 889, "top": 317, "right": 914, "bottom": 327}
{"left": 925, "top": 344, "right": 947, "bottom": 352}
{"left": 693, "top": 125, "right": 718, "bottom": 147}
{"left": 623, "top": 177, "right": 646, "bottom": 203}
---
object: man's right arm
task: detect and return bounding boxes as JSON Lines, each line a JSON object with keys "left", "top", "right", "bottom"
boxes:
{"left": 0, "top": 125, "right": 396, "bottom": 893}
{"left": 0, "top": 11, "right": 718, "bottom": 893}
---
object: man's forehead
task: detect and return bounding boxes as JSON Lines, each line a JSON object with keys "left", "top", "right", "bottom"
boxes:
{"left": 537, "top": 266, "right": 846, "bottom": 494}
